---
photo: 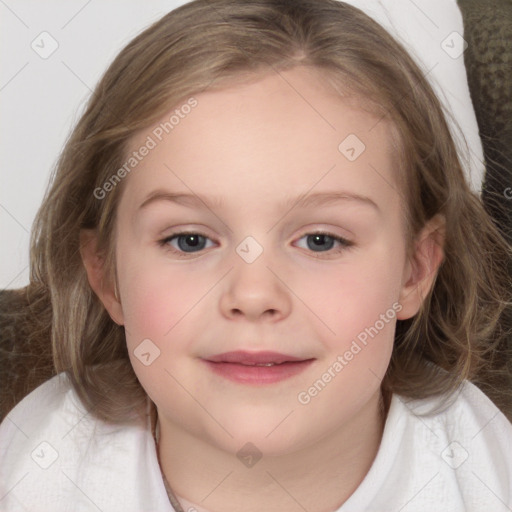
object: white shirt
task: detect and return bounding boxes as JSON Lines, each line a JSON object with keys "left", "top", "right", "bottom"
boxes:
{"left": 1, "top": 373, "right": 511, "bottom": 511}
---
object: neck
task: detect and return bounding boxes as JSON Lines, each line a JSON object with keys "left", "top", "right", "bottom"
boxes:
{"left": 155, "top": 388, "right": 388, "bottom": 512}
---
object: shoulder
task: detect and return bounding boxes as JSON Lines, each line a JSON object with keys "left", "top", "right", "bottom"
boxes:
{"left": 343, "top": 380, "right": 512, "bottom": 511}
{"left": 400, "top": 380, "right": 512, "bottom": 458}
{"left": 0, "top": 374, "right": 82, "bottom": 509}
{"left": 0, "top": 373, "right": 173, "bottom": 512}
{"left": 448, "top": 380, "right": 512, "bottom": 439}
{"left": 0, "top": 373, "right": 81, "bottom": 455}
{"left": 394, "top": 381, "right": 512, "bottom": 508}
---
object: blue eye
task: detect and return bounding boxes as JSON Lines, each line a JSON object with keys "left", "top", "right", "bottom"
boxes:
{"left": 158, "top": 230, "right": 353, "bottom": 258}
{"left": 295, "top": 232, "right": 353, "bottom": 254}
{"left": 158, "top": 232, "right": 215, "bottom": 255}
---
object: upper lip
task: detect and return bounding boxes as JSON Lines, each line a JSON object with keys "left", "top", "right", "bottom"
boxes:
{"left": 205, "top": 351, "right": 313, "bottom": 365}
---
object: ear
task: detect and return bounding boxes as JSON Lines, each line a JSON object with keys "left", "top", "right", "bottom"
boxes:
{"left": 79, "top": 228, "right": 124, "bottom": 325}
{"left": 397, "top": 214, "right": 445, "bottom": 320}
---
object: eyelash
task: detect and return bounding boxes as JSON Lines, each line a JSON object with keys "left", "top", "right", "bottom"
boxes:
{"left": 157, "top": 230, "right": 354, "bottom": 258}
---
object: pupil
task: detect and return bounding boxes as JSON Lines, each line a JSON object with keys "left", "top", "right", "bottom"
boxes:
{"left": 308, "top": 234, "right": 334, "bottom": 251}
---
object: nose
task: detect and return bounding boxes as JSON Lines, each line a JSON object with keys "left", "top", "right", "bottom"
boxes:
{"left": 219, "top": 250, "right": 292, "bottom": 322}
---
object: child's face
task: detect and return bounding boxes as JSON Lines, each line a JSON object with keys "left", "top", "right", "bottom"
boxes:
{"left": 108, "top": 66, "right": 428, "bottom": 455}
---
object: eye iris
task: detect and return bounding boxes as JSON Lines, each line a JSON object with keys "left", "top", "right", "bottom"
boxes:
{"left": 178, "top": 234, "right": 205, "bottom": 252}
{"left": 307, "top": 234, "right": 334, "bottom": 252}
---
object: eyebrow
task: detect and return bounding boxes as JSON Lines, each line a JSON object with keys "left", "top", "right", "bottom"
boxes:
{"left": 137, "top": 189, "right": 380, "bottom": 213}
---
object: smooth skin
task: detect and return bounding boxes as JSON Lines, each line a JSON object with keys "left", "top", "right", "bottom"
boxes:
{"left": 81, "top": 66, "right": 445, "bottom": 512}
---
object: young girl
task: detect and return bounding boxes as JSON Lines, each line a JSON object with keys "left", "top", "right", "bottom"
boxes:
{"left": 1, "top": 1, "right": 511, "bottom": 510}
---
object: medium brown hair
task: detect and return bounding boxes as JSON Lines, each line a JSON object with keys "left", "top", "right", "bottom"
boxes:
{"left": 16, "top": 0, "right": 512, "bottom": 422}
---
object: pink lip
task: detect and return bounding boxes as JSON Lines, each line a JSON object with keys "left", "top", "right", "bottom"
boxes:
{"left": 202, "top": 351, "right": 315, "bottom": 385}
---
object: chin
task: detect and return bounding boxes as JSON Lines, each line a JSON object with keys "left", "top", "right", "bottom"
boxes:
{"left": 204, "top": 414, "right": 315, "bottom": 459}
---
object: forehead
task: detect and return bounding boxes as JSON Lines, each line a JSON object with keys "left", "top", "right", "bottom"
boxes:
{"left": 119, "top": 66, "right": 401, "bottom": 216}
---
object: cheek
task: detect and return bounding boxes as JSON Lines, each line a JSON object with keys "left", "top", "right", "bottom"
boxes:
{"left": 119, "top": 263, "right": 194, "bottom": 398}
{"left": 293, "top": 257, "right": 400, "bottom": 420}
{"left": 303, "top": 251, "right": 403, "bottom": 348}
{"left": 115, "top": 246, "right": 185, "bottom": 342}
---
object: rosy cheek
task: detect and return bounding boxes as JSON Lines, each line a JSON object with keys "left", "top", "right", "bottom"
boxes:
{"left": 136, "top": 298, "right": 171, "bottom": 337}
{"left": 120, "top": 276, "right": 169, "bottom": 338}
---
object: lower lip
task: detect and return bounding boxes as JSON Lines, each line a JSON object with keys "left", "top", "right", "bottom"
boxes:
{"left": 202, "top": 359, "right": 314, "bottom": 385}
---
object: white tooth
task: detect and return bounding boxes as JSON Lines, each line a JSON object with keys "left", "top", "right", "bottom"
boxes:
{"left": 255, "top": 363, "right": 275, "bottom": 367}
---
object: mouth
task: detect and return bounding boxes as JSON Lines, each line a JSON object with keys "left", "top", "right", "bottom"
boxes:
{"left": 202, "top": 351, "right": 315, "bottom": 385}
{"left": 205, "top": 350, "right": 311, "bottom": 364}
